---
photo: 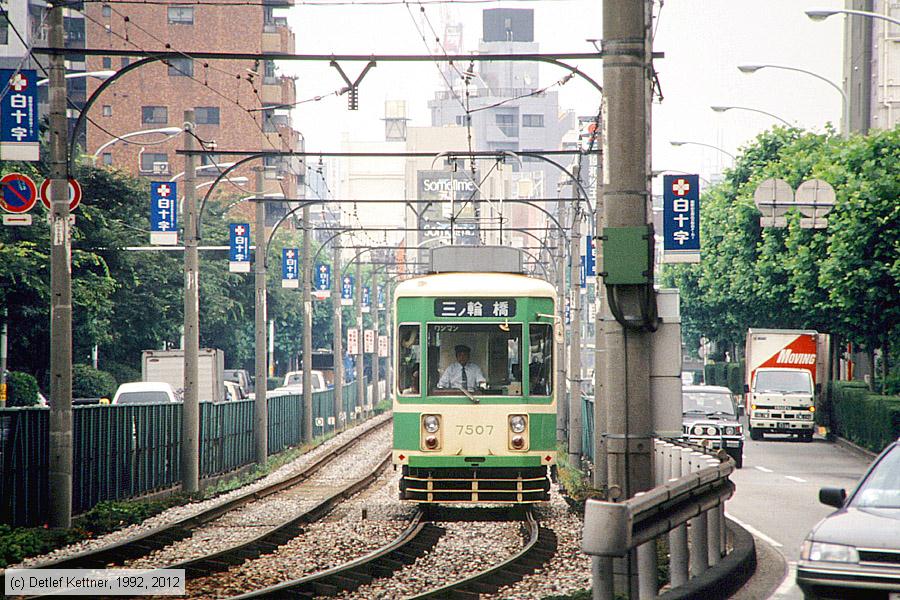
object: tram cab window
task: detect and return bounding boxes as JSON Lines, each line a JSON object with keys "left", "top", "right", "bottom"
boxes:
{"left": 426, "top": 323, "right": 522, "bottom": 396}
{"left": 397, "top": 324, "right": 421, "bottom": 396}
{"left": 529, "top": 324, "right": 553, "bottom": 396}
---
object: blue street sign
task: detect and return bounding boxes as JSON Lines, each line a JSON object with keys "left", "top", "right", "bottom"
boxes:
{"left": 282, "top": 248, "right": 299, "bottom": 280}
{"left": 1, "top": 69, "right": 40, "bottom": 161}
{"left": 229, "top": 223, "right": 250, "bottom": 271}
{"left": 663, "top": 174, "right": 701, "bottom": 262}
{"left": 377, "top": 284, "right": 385, "bottom": 309}
{"left": 362, "top": 286, "right": 371, "bottom": 306}
{"left": 580, "top": 255, "right": 586, "bottom": 289}
{"left": 341, "top": 275, "right": 354, "bottom": 301}
{"left": 149, "top": 182, "right": 177, "bottom": 245}
{"left": 315, "top": 263, "right": 331, "bottom": 291}
{"left": 584, "top": 235, "right": 596, "bottom": 279}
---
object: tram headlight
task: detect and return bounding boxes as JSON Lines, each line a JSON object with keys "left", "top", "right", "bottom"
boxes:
{"left": 511, "top": 435, "right": 525, "bottom": 449}
{"left": 423, "top": 415, "right": 440, "bottom": 433}
{"left": 509, "top": 415, "right": 527, "bottom": 433}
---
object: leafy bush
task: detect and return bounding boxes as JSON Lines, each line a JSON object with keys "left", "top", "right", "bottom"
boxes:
{"left": 6, "top": 371, "right": 39, "bottom": 407}
{"left": 0, "top": 524, "right": 79, "bottom": 568}
{"left": 832, "top": 381, "right": 900, "bottom": 453}
{"left": 104, "top": 361, "right": 141, "bottom": 386}
{"left": 71, "top": 364, "right": 117, "bottom": 399}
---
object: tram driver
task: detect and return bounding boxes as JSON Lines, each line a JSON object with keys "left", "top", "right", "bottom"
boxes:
{"left": 437, "top": 344, "right": 486, "bottom": 392}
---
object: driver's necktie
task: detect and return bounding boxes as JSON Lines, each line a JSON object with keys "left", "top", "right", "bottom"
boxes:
{"left": 461, "top": 365, "right": 468, "bottom": 390}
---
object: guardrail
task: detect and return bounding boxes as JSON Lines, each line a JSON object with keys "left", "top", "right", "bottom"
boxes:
{"left": 0, "top": 379, "right": 380, "bottom": 526}
{"left": 583, "top": 440, "right": 753, "bottom": 599}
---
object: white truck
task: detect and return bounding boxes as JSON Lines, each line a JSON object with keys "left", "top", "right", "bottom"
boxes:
{"left": 141, "top": 349, "right": 225, "bottom": 403}
{"left": 745, "top": 329, "right": 829, "bottom": 441}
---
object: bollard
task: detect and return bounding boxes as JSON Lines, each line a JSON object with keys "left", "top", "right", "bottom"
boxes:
{"left": 668, "top": 447, "right": 691, "bottom": 587}
{"left": 592, "top": 556, "right": 614, "bottom": 600}
{"left": 637, "top": 540, "right": 658, "bottom": 599}
{"left": 689, "top": 452, "right": 709, "bottom": 577}
{"left": 706, "top": 459, "right": 722, "bottom": 565}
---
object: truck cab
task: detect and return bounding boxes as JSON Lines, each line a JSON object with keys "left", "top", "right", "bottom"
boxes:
{"left": 748, "top": 367, "right": 816, "bottom": 441}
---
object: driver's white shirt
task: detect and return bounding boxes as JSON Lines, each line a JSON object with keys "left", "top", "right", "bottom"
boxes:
{"left": 437, "top": 362, "right": 486, "bottom": 391}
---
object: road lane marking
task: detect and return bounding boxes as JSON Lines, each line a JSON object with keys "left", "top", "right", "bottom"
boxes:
{"left": 772, "top": 561, "right": 798, "bottom": 598}
{"left": 785, "top": 475, "right": 807, "bottom": 483}
{"left": 755, "top": 466, "right": 774, "bottom": 473}
{"left": 724, "top": 512, "right": 783, "bottom": 548}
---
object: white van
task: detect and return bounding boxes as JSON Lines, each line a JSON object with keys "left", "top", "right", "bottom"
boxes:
{"left": 112, "top": 382, "right": 179, "bottom": 405}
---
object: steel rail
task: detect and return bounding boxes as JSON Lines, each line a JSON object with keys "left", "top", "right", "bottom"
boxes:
{"left": 24, "top": 416, "right": 391, "bottom": 575}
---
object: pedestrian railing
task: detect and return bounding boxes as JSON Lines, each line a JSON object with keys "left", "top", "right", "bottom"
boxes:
{"left": 583, "top": 440, "right": 738, "bottom": 599}
{"left": 0, "top": 378, "right": 378, "bottom": 526}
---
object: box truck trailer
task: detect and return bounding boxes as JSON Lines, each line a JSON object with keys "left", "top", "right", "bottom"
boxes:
{"left": 141, "top": 349, "right": 225, "bottom": 403}
{"left": 745, "top": 329, "right": 829, "bottom": 441}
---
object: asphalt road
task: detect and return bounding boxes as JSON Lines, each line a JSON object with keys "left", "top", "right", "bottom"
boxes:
{"left": 726, "top": 430, "right": 874, "bottom": 599}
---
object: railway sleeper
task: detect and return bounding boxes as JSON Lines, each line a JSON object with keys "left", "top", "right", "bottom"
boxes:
{"left": 310, "top": 580, "right": 339, "bottom": 596}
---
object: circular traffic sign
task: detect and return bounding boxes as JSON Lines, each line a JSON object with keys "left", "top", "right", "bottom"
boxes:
{"left": 0, "top": 173, "right": 38, "bottom": 214}
{"left": 39, "top": 177, "right": 82, "bottom": 211}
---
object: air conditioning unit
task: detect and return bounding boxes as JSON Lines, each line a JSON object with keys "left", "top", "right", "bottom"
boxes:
{"left": 152, "top": 161, "right": 169, "bottom": 174}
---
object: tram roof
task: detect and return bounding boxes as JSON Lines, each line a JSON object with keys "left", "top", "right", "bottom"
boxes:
{"left": 394, "top": 272, "right": 556, "bottom": 299}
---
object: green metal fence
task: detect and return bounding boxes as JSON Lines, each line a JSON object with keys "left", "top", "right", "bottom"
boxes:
{"left": 0, "top": 378, "right": 373, "bottom": 527}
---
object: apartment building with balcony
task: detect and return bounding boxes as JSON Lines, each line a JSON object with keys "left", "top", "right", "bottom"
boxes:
{"left": 82, "top": 1, "right": 301, "bottom": 224}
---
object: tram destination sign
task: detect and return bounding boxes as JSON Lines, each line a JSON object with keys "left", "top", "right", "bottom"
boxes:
{"left": 434, "top": 298, "right": 517, "bottom": 318}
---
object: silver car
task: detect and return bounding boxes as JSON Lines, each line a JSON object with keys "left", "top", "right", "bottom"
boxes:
{"left": 682, "top": 385, "right": 744, "bottom": 468}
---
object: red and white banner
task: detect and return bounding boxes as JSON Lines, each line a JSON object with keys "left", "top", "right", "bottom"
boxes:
{"left": 377, "top": 335, "right": 389, "bottom": 358}
{"left": 364, "top": 329, "right": 375, "bottom": 354}
{"left": 347, "top": 328, "right": 360, "bottom": 355}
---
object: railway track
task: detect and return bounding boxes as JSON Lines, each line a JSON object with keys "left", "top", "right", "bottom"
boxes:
{"left": 10, "top": 416, "right": 391, "bottom": 596}
{"left": 227, "top": 506, "right": 556, "bottom": 600}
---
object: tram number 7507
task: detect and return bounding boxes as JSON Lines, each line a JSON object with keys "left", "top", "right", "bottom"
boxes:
{"left": 456, "top": 424, "right": 494, "bottom": 436}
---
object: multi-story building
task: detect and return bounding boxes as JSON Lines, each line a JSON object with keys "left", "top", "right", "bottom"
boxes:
{"left": 81, "top": 1, "right": 301, "bottom": 223}
{"left": 843, "top": 0, "right": 900, "bottom": 132}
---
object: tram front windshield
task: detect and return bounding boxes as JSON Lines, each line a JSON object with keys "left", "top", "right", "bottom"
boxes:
{"left": 426, "top": 323, "right": 522, "bottom": 396}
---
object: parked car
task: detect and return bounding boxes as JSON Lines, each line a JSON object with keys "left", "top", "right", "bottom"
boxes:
{"left": 272, "top": 370, "right": 329, "bottom": 396}
{"left": 223, "top": 369, "right": 252, "bottom": 394}
{"left": 796, "top": 438, "right": 900, "bottom": 599}
{"left": 223, "top": 380, "right": 248, "bottom": 402}
{"left": 681, "top": 385, "right": 744, "bottom": 468}
{"left": 112, "top": 382, "right": 180, "bottom": 405}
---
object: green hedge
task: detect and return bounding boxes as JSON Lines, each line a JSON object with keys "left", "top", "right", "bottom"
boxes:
{"left": 6, "top": 371, "right": 39, "bottom": 407}
{"left": 831, "top": 381, "right": 900, "bottom": 453}
{"left": 703, "top": 361, "right": 745, "bottom": 395}
{"left": 72, "top": 364, "right": 117, "bottom": 399}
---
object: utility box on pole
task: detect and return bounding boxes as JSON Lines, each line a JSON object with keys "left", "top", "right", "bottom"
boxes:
{"left": 650, "top": 289, "right": 682, "bottom": 438}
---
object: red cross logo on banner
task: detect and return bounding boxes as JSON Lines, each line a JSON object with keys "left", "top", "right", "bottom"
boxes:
{"left": 157, "top": 184, "right": 171, "bottom": 196}
{"left": 672, "top": 178, "right": 691, "bottom": 197}
{"left": 235, "top": 225, "right": 246, "bottom": 236}
{"left": 286, "top": 249, "right": 295, "bottom": 258}
{"left": 9, "top": 73, "right": 28, "bottom": 92}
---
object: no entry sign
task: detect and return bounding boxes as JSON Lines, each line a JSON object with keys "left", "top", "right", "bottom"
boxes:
{"left": 0, "top": 172, "right": 38, "bottom": 213}
{"left": 40, "top": 177, "right": 82, "bottom": 211}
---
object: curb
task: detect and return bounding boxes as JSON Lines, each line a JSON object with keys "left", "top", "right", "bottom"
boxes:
{"left": 657, "top": 518, "right": 757, "bottom": 600}
{"left": 830, "top": 435, "right": 878, "bottom": 460}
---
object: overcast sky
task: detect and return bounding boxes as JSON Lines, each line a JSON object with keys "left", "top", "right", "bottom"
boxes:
{"left": 283, "top": 0, "right": 845, "bottom": 186}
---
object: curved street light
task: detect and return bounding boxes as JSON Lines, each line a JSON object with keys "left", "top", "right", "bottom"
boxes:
{"left": 37, "top": 70, "right": 116, "bottom": 86}
{"left": 91, "top": 126, "right": 183, "bottom": 160}
{"left": 710, "top": 105, "right": 792, "bottom": 127}
{"left": 738, "top": 64, "right": 848, "bottom": 138}
{"left": 806, "top": 8, "right": 900, "bottom": 28}
{"left": 669, "top": 141, "right": 736, "bottom": 161}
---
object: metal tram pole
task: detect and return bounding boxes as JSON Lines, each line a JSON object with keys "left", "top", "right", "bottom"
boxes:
{"left": 383, "top": 282, "right": 392, "bottom": 404}
{"left": 181, "top": 110, "right": 200, "bottom": 494}
{"left": 556, "top": 195, "right": 569, "bottom": 445}
{"left": 356, "top": 261, "right": 365, "bottom": 417}
{"left": 253, "top": 169, "right": 268, "bottom": 465}
{"left": 332, "top": 242, "right": 344, "bottom": 431}
{"left": 48, "top": 0, "right": 73, "bottom": 527}
{"left": 371, "top": 269, "right": 380, "bottom": 413}
{"left": 302, "top": 205, "right": 313, "bottom": 442}
{"left": 568, "top": 165, "right": 583, "bottom": 466}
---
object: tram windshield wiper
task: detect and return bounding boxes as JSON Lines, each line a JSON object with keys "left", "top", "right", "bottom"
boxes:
{"left": 456, "top": 386, "right": 480, "bottom": 404}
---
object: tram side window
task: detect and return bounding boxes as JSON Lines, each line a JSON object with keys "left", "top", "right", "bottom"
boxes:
{"left": 529, "top": 324, "right": 553, "bottom": 396}
{"left": 397, "top": 324, "right": 421, "bottom": 395}
{"left": 426, "top": 323, "right": 522, "bottom": 396}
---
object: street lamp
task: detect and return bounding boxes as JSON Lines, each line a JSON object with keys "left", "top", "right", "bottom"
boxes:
{"left": 37, "top": 70, "right": 116, "bottom": 86}
{"left": 92, "top": 126, "right": 183, "bottom": 160}
{"left": 710, "top": 105, "right": 792, "bottom": 127}
{"left": 170, "top": 162, "right": 238, "bottom": 182}
{"left": 806, "top": 8, "right": 900, "bottom": 28}
{"left": 738, "top": 64, "right": 848, "bottom": 137}
{"left": 669, "top": 141, "right": 736, "bottom": 160}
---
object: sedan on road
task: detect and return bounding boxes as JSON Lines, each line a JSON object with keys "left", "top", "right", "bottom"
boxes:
{"left": 797, "top": 438, "right": 900, "bottom": 599}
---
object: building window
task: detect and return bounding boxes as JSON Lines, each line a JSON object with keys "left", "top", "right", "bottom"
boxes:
{"left": 167, "top": 6, "right": 194, "bottom": 24}
{"left": 102, "top": 105, "right": 112, "bottom": 117}
{"left": 121, "top": 57, "right": 130, "bottom": 67}
{"left": 195, "top": 106, "right": 220, "bottom": 125}
{"left": 0, "top": 13, "right": 8, "bottom": 45}
{"left": 167, "top": 57, "right": 193, "bottom": 77}
{"left": 200, "top": 153, "right": 221, "bottom": 170}
{"left": 141, "top": 105, "right": 168, "bottom": 124}
{"left": 263, "top": 60, "right": 277, "bottom": 84}
{"left": 495, "top": 113, "right": 518, "bottom": 137}
{"left": 102, "top": 5, "right": 111, "bottom": 17}
{"left": 522, "top": 114, "right": 544, "bottom": 128}
{"left": 102, "top": 57, "right": 112, "bottom": 69}
{"left": 455, "top": 114, "right": 471, "bottom": 126}
{"left": 140, "top": 152, "right": 169, "bottom": 173}
{"left": 102, "top": 152, "right": 113, "bottom": 166}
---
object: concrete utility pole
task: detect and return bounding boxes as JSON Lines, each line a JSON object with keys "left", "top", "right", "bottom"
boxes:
{"left": 253, "top": 169, "right": 268, "bottom": 465}
{"left": 568, "top": 165, "right": 583, "bottom": 466}
{"left": 302, "top": 205, "right": 313, "bottom": 442}
{"left": 356, "top": 261, "right": 365, "bottom": 416}
{"left": 332, "top": 242, "right": 344, "bottom": 430}
{"left": 383, "top": 281, "right": 392, "bottom": 404}
{"left": 556, "top": 196, "right": 568, "bottom": 445}
{"left": 1, "top": 307, "right": 8, "bottom": 408}
{"left": 371, "top": 269, "right": 380, "bottom": 413}
{"left": 48, "top": 0, "right": 73, "bottom": 528}
{"left": 181, "top": 109, "right": 200, "bottom": 494}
